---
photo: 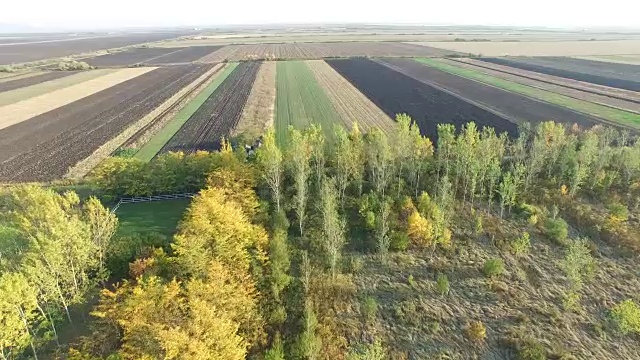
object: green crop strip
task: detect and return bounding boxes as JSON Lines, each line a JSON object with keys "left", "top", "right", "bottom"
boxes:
{"left": 134, "top": 63, "right": 239, "bottom": 162}
{"left": 275, "top": 61, "right": 342, "bottom": 146}
{"left": 416, "top": 58, "right": 640, "bottom": 128}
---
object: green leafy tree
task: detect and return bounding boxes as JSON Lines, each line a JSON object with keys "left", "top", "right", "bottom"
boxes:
{"left": 320, "top": 178, "right": 346, "bottom": 278}
{"left": 257, "top": 129, "right": 284, "bottom": 213}
{"left": 287, "top": 127, "right": 312, "bottom": 235}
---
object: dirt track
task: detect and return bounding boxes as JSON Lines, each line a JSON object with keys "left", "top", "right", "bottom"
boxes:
{"left": 379, "top": 58, "right": 604, "bottom": 129}
{"left": 326, "top": 58, "right": 518, "bottom": 142}
{"left": 0, "top": 65, "right": 210, "bottom": 182}
{"left": 162, "top": 62, "right": 260, "bottom": 153}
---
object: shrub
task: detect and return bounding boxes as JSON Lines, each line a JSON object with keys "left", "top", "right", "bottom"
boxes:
{"left": 611, "top": 299, "right": 640, "bottom": 335}
{"left": 466, "top": 321, "right": 487, "bottom": 343}
{"left": 0, "top": 64, "right": 16, "bottom": 73}
{"left": 58, "top": 60, "right": 92, "bottom": 71}
{"left": 346, "top": 255, "right": 364, "bottom": 274}
{"left": 543, "top": 217, "right": 569, "bottom": 245}
{"left": 518, "top": 339, "right": 546, "bottom": 360}
{"left": 474, "top": 215, "right": 483, "bottom": 236}
{"left": 607, "top": 203, "right": 629, "bottom": 223}
{"left": 389, "top": 231, "right": 410, "bottom": 251}
{"left": 407, "top": 274, "right": 417, "bottom": 288}
{"left": 346, "top": 339, "right": 386, "bottom": 360}
{"left": 511, "top": 232, "right": 531, "bottom": 257}
{"left": 560, "top": 238, "right": 596, "bottom": 290}
{"left": 483, "top": 258, "right": 505, "bottom": 278}
{"left": 436, "top": 273, "right": 450, "bottom": 296}
{"left": 362, "top": 296, "right": 378, "bottom": 323}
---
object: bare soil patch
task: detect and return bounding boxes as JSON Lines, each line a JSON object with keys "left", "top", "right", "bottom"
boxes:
{"left": 0, "top": 67, "right": 155, "bottom": 131}
{"left": 0, "top": 71, "right": 77, "bottom": 93}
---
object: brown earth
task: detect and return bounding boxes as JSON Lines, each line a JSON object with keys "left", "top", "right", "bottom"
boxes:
{"left": 0, "top": 67, "right": 156, "bottom": 131}
{"left": 0, "top": 65, "right": 210, "bottom": 182}
{"left": 306, "top": 60, "right": 394, "bottom": 132}
{"left": 234, "top": 61, "right": 276, "bottom": 139}
{"left": 0, "top": 71, "right": 74, "bottom": 92}
{"left": 378, "top": 58, "right": 604, "bottom": 130}
{"left": 441, "top": 59, "right": 640, "bottom": 114}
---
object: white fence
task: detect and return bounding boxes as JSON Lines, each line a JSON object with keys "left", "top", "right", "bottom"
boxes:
{"left": 111, "top": 193, "right": 196, "bottom": 212}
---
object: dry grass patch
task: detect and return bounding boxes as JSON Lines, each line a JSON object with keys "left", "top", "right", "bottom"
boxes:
{"left": 0, "top": 67, "right": 155, "bottom": 131}
{"left": 306, "top": 60, "right": 394, "bottom": 132}
{"left": 418, "top": 40, "right": 640, "bottom": 56}
{"left": 234, "top": 61, "right": 276, "bottom": 139}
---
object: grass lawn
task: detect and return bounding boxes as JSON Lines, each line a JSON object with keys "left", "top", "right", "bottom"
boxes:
{"left": 416, "top": 58, "right": 640, "bottom": 128}
{"left": 275, "top": 61, "right": 342, "bottom": 145}
{"left": 115, "top": 198, "right": 190, "bottom": 236}
{"left": 134, "top": 63, "right": 239, "bottom": 162}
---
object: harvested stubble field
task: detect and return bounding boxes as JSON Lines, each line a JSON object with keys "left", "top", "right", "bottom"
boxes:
{"left": 0, "top": 67, "right": 155, "bottom": 131}
{"left": 161, "top": 62, "right": 260, "bottom": 154}
{"left": 0, "top": 31, "right": 194, "bottom": 64}
{"left": 197, "top": 42, "right": 454, "bottom": 62}
{"left": 275, "top": 61, "right": 342, "bottom": 144}
{"left": 454, "top": 58, "right": 640, "bottom": 104}
{"left": 326, "top": 58, "right": 518, "bottom": 141}
{"left": 444, "top": 59, "right": 640, "bottom": 115}
{"left": 415, "top": 39, "right": 640, "bottom": 56}
{"left": 481, "top": 57, "right": 640, "bottom": 92}
{"left": 403, "top": 58, "right": 637, "bottom": 129}
{"left": 235, "top": 61, "right": 276, "bottom": 139}
{"left": 0, "top": 65, "right": 211, "bottom": 182}
{"left": 0, "top": 69, "right": 115, "bottom": 107}
{"left": 0, "top": 71, "right": 76, "bottom": 93}
{"left": 306, "top": 60, "right": 394, "bottom": 132}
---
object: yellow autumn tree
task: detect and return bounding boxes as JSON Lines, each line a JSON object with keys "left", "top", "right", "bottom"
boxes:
{"left": 407, "top": 211, "right": 434, "bottom": 248}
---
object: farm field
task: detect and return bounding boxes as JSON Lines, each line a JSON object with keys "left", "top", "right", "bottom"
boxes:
{"left": 416, "top": 39, "right": 640, "bottom": 56}
{"left": 0, "top": 65, "right": 211, "bottom": 183}
{"left": 134, "top": 63, "right": 235, "bottom": 161}
{"left": 0, "top": 69, "right": 115, "bottom": 106}
{"left": 0, "top": 71, "right": 76, "bottom": 92}
{"left": 275, "top": 61, "right": 342, "bottom": 144}
{"left": 86, "top": 46, "right": 223, "bottom": 67}
{"left": 161, "top": 62, "right": 259, "bottom": 154}
{"left": 0, "top": 30, "right": 195, "bottom": 64}
{"left": 444, "top": 58, "right": 640, "bottom": 114}
{"left": 577, "top": 55, "right": 640, "bottom": 65}
{"left": 306, "top": 60, "right": 394, "bottom": 132}
{"left": 116, "top": 199, "right": 191, "bottom": 236}
{"left": 409, "top": 58, "right": 639, "bottom": 128}
{"left": 454, "top": 58, "right": 640, "bottom": 103}
{"left": 0, "top": 67, "right": 156, "bottom": 131}
{"left": 197, "top": 42, "right": 455, "bottom": 62}
{"left": 480, "top": 57, "right": 640, "bottom": 92}
{"left": 326, "top": 58, "right": 518, "bottom": 141}
{"left": 235, "top": 61, "right": 277, "bottom": 139}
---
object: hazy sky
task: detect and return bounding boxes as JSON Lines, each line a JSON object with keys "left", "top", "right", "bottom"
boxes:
{"left": 2, "top": 0, "right": 639, "bottom": 30}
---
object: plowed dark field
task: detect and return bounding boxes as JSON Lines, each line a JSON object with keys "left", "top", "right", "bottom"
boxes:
{"left": 161, "top": 61, "right": 260, "bottom": 153}
{"left": 326, "top": 58, "right": 518, "bottom": 141}
{"left": 0, "top": 31, "right": 194, "bottom": 64}
{"left": 379, "top": 58, "right": 602, "bottom": 129}
{"left": 85, "top": 47, "right": 187, "bottom": 67}
{"left": 146, "top": 46, "right": 223, "bottom": 65}
{"left": 0, "top": 71, "right": 76, "bottom": 92}
{"left": 480, "top": 57, "right": 640, "bottom": 92}
{"left": 0, "top": 64, "right": 211, "bottom": 182}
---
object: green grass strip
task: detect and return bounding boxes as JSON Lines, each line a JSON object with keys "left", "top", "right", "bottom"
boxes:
{"left": 416, "top": 58, "right": 640, "bottom": 128}
{"left": 134, "top": 63, "right": 239, "bottom": 162}
{"left": 116, "top": 199, "right": 191, "bottom": 236}
{"left": 275, "top": 61, "right": 342, "bottom": 146}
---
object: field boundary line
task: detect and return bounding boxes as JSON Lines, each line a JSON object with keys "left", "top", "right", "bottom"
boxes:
{"left": 135, "top": 63, "right": 238, "bottom": 161}
{"left": 112, "top": 193, "right": 195, "bottom": 212}
{"left": 376, "top": 59, "right": 522, "bottom": 126}
{"left": 417, "top": 58, "right": 640, "bottom": 130}
{"left": 64, "top": 65, "right": 221, "bottom": 180}
{"left": 453, "top": 58, "right": 640, "bottom": 105}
